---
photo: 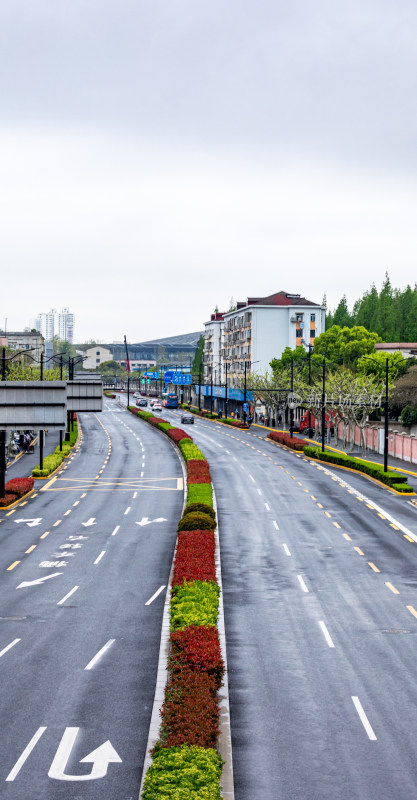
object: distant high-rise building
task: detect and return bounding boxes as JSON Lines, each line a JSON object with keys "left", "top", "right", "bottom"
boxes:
{"left": 30, "top": 308, "right": 75, "bottom": 343}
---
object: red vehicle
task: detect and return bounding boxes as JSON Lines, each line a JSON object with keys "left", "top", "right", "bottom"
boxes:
{"left": 299, "top": 409, "right": 336, "bottom": 436}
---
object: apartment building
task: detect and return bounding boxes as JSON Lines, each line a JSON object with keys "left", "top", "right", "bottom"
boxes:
{"left": 31, "top": 308, "right": 75, "bottom": 343}
{"left": 221, "top": 291, "right": 325, "bottom": 382}
{"left": 203, "top": 312, "right": 225, "bottom": 384}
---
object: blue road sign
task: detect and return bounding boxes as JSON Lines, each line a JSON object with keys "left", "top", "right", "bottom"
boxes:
{"left": 172, "top": 374, "right": 191, "bottom": 385}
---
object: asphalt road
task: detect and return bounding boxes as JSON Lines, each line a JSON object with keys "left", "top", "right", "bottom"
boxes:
{"left": 160, "top": 406, "right": 417, "bottom": 800}
{"left": 0, "top": 400, "right": 184, "bottom": 799}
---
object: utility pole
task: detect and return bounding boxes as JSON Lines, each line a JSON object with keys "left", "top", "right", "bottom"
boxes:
{"left": 321, "top": 357, "right": 326, "bottom": 453}
{"left": 290, "top": 359, "right": 294, "bottom": 438}
{"left": 198, "top": 366, "right": 202, "bottom": 411}
{"left": 384, "top": 357, "right": 389, "bottom": 472}
{"left": 225, "top": 361, "right": 228, "bottom": 419}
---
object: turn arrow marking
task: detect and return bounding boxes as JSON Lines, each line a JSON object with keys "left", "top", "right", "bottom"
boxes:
{"left": 17, "top": 572, "right": 63, "bottom": 589}
{"left": 48, "top": 727, "right": 122, "bottom": 781}
{"left": 14, "top": 518, "right": 43, "bottom": 527}
{"left": 136, "top": 517, "right": 167, "bottom": 527}
{"left": 81, "top": 518, "right": 96, "bottom": 527}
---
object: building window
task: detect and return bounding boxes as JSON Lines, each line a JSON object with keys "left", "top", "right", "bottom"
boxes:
{"left": 310, "top": 313, "right": 315, "bottom": 322}
{"left": 310, "top": 330, "right": 315, "bottom": 338}
{"left": 96, "top": 358, "right": 100, "bottom": 363}
{"left": 96, "top": 351, "right": 100, "bottom": 355}
{"left": 296, "top": 329, "right": 302, "bottom": 338}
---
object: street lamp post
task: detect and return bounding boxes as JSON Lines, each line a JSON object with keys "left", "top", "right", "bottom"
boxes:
{"left": 289, "top": 359, "right": 294, "bottom": 438}
{"left": 321, "top": 357, "right": 326, "bottom": 453}
{"left": 224, "top": 361, "right": 228, "bottom": 419}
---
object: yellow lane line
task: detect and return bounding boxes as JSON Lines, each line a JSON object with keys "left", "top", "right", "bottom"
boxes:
{"left": 343, "top": 534, "right": 352, "bottom": 541}
{"left": 64, "top": 510, "right": 71, "bottom": 516}
{"left": 52, "top": 520, "right": 61, "bottom": 527}
{"left": 385, "top": 582, "right": 399, "bottom": 594}
{"left": 6, "top": 509, "right": 16, "bottom": 516}
{"left": 333, "top": 522, "right": 341, "bottom": 529}
{"left": 378, "top": 513, "right": 386, "bottom": 519}
{"left": 390, "top": 524, "right": 399, "bottom": 531}
{"left": 81, "top": 493, "right": 87, "bottom": 498}
{"left": 407, "top": 605, "right": 417, "bottom": 619}
{"left": 324, "top": 511, "right": 332, "bottom": 518}
{"left": 7, "top": 561, "right": 20, "bottom": 571}
{"left": 354, "top": 547, "right": 364, "bottom": 555}
{"left": 310, "top": 495, "right": 316, "bottom": 500}
{"left": 317, "top": 503, "right": 323, "bottom": 509}
{"left": 368, "top": 562, "right": 380, "bottom": 573}
{"left": 25, "top": 545, "right": 37, "bottom": 554}
{"left": 366, "top": 504, "right": 374, "bottom": 510}
{"left": 404, "top": 535, "right": 414, "bottom": 543}
{"left": 40, "top": 531, "right": 50, "bottom": 539}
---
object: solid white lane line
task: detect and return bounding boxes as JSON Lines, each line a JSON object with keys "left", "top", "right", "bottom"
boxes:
{"left": 124, "top": 506, "right": 131, "bottom": 515}
{"left": 94, "top": 551, "right": 106, "bottom": 565}
{"left": 282, "top": 544, "right": 291, "bottom": 556}
{"left": 57, "top": 586, "right": 79, "bottom": 605}
{"left": 84, "top": 639, "right": 116, "bottom": 670}
{"left": 352, "top": 696, "right": 377, "bottom": 740}
{"left": 112, "top": 525, "right": 120, "bottom": 536}
{"left": 297, "top": 575, "right": 309, "bottom": 593}
{"left": 318, "top": 621, "right": 335, "bottom": 648}
{"left": 145, "top": 585, "right": 166, "bottom": 606}
{"left": 133, "top": 491, "right": 137, "bottom": 499}
{"left": 0, "top": 638, "right": 21, "bottom": 658}
{"left": 5, "top": 727, "right": 47, "bottom": 781}
{"left": 265, "top": 503, "right": 270, "bottom": 511}
{"left": 273, "top": 520, "right": 279, "bottom": 530}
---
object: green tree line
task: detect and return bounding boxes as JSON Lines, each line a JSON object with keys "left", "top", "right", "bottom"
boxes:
{"left": 325, "top": 273, "right": 417, "bottom": 341}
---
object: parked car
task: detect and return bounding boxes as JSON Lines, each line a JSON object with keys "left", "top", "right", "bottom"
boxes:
{"left": 181, "top": 413, "right": 194, "bottom": 424}
{"left": 152, "top": 403, "right": 163, "bottom": 412}
{"left": 136, "top": 398, "right": 148, "bottom": 407}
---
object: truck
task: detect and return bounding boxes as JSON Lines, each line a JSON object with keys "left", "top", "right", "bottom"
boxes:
{"left": 299, "top": 409, "right": 336, "bottom": 436}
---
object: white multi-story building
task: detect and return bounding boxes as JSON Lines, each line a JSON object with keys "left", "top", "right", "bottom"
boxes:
{"left": 203, "top": 312, "right": 225, "bottom": 385}
{"left": 209, "top": 290, "right": 325, "bottom": 384}
{"left": 31, "top": 308, "right": 75, "bottom": 343}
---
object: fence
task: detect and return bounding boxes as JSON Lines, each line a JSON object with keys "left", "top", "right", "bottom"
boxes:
{"left": 336, "top": 421, "right": 417, "bottom": 464}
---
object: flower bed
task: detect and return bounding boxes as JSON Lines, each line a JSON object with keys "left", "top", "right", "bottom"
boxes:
{"left": 304, "top": 445, "right": 414, "bottom": 492}
{"left": 0, "top": 477, "right": 35, "bottom": 507}
{"left": 126, "top": 402, "right": 224, "bottom": 797}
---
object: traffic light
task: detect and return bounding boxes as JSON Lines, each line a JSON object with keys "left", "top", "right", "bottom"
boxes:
{"left": 141, "top": 378, "right": 145, "bottom": 385}
{"left": 147, "top": 378, "right": 150, "bottom": 384}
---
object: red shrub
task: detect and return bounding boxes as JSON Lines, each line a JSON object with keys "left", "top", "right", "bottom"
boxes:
{"left": 187, "top": 459, "right": 211, "bottom": 484}
{"left": 170, "top": 625, "right": 224, "bottom": 689}
{"left": 159, "top": 667, "right": 219, "bottom": 748}
{"left": 167, "top": 428, "right": 192, "bottom": 444}
{"left": 172, "top": 530, "right": 217, "bottom": 586}
{"left": 267, "top": 431, "right": 305, "bottom": 450}
{"left": 148, "top": 415, "right": 168, "bottom": 427}
{"left": 5, "top": 477, "right": 34, "bottom": 497}
{"left": 0, "top": 493, "right": 18, "bottom": 508}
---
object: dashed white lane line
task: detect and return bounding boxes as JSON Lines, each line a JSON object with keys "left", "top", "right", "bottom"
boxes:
{"left": 141, "top": 471, "right": 144, "bottom": 477}
{"left": 133, "top": 491, "right": 137, "bottom": 499}
{"left": 282, "top": 544, "right": 291, "bottom": 556}
{"left": 57, "top": 586, "right": 79, "bottom": 605}
{"left": 318, "top": 621, "right": 335, "bottom": 648}
{"left": 112, "top": 525, "right": 120, "bottom": 536}
{"left": 0, "top": 638, "right": 21, "bottom": 659}
{"left": 297, "top": 574, "right": 309, "bottom": 593}
{"left": 265, "top": 503, "right": 270, "bottom": 511}
{"left": 257, "top": 488, "right": 263, "bottom": 496}
{"left": 124, "top": 506, "right": 131, "bottom": 515}
{"left": 273, "top": 520, "right": 279, "bottom": 530}
{"left": 84, "top": 639, "right": 116, "bottom": 670}
{"left": 352, "top": 696, "right": 377, "bottom": 740}
{"left": 249, "top": 474, "right": 255, "bottom": 482}
{"left": 145, "top": 585, "right": 166, "bottom": 606}
{"left": 94, "top": 551, "right": 106, "bottom": 565}
{"left": 5, "top": 727, "right": 47, "bottom": 781}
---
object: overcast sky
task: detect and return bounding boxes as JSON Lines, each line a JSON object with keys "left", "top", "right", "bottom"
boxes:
{"left": 1, "top": 0, "right": 417, "bottom": 343}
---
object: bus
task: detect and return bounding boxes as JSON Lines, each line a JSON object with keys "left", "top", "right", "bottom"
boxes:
{"left": 161, "top": 392, "right": 179, "bottom": 408}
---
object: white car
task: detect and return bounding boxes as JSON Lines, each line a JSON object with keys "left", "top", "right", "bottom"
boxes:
{"left": 152, "top": 403, "right": 163, "bottom": 412}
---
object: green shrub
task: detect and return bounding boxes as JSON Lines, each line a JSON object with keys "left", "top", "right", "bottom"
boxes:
{"left": 128, "top": 406, "right": 153, "bottom": 420}
{"left": 304, "top": 446, "right": 412, "bottom": 490}
{"left": 170, "top": 580, "right": 220, "bottom": 629}
{"left": 32, "top": 453, "right": 64, "bottom": 477}
{"left": 179, "top": 440, "right": 205, "bottom": 462}
{"left": 187, "top": 483, "right": 213, "bottom": 506}
{"left": 54, "top": 444, "right": 71, "bottom": 457}
{"left": 391, "top": 482, "right": 414, "bottom": 493}
{"left": 185, "top": 502, "right": 216, "bottom": 519}
{"left": 400, "top": 404, "right": 417, "bottom": 426}
{"left": 178, "top": 512, "right": 216, "bottom": 532}
{"left": 142, "top": 744, "right": 223, "bottom": 800}
{"left": 158, "top": 422, "right": 173, "bottom": 432}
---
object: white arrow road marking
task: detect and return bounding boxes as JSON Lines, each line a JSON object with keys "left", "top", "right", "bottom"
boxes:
{"left": 17, "top": 572, "right": 63, "bottom": 589}
{"left": 48, "top": 727, "right": 122, "bottom": 781}
{"left": 82, "top": 518, "right": 96, "bottom": 527}
{"left": 136, "top": 517, "right": 167, "bottom": 527}
{"left": 6, "top": 727, "right": 47, "bottom": 781}
{"left": 14, "top": 518, "right": 42, "bottom": 527}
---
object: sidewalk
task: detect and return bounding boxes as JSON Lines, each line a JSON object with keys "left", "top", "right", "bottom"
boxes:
{"left": 5, "top": 431, "right": 61, "bottom": 480}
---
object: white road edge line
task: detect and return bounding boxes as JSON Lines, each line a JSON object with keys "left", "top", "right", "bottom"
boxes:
{"left": 145, "top": 585, "right": 166, "bottom": 606}
{"left": 6, "top": 727, "right": 47, "bottom": 781}
{"left": 0, "top": 638, "right": 21, "bottom": 658}
{"left": 297, "top": 574, "right": 309, "bottom": 593}
{"left": 84, "top": 639, "right": 116, "bottom": 670}
{"left": 318, "top": 620, "right": 335, "bottom": 648}
{"left": 352, "top": 696, "right": 377, "bottom": 740}
{"left": 93, "top": 551, "right": 106, "bottom": 565}
{"left": 112, "top": 525, "right": 120, "bottom": 536}
{"left": 57, "top": 586, "right": 79, "bottom": 605}
{"left": 282, "top": 544, "right": 291, "bottom": 556}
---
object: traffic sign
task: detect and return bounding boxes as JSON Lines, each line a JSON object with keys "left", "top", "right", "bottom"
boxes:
{"left": 172, "top": 374, "right": 191, "bottom": 385}
{"left": 287, "top": 392, "right": 302, "bottom": 409}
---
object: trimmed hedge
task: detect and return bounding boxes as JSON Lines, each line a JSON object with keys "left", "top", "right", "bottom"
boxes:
{"left": 268, "top": 430, "right": 305, "bottom": 451}
{"left": 142, "top": 744, "right": 223, "bottom": 800}
{"left": 179, "top": 440, "right": 205, "bottom": 462}
{"left": 178, "top": 511, "right": 216, "bottom": 532}
{"left": 187, "top": 483, "right": 213, "bottom": 507}
{"left": 167, "top": 428, "right": 192, "bottom": 444}
{"left": 32, "top": 453, "right": 64, "bottom": 477}
{"left": 170, "top": 625, "right": 224, "bottom": 689}
{"left": 187, "top": 459, "right": 211, "bottom": 484}
{"left": 304, "top": 445, "right": 412, "bottom": 492}
{"left": 159, "top": 667, "right": 219, "bottom": 748}
{"left": 172, "top": 531, "right": 217, "bottom": 587}
{"left": 170, "top": 580, "right": 220, "bottom": 629}
{"left": 0, "top": 477, "right": 35, "bottom": 506}
{"left": 184, "top": 502, "right": 216, "bottom": 519}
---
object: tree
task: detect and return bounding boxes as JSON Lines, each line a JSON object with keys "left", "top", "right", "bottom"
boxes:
{"left": 98, "top": 360, "right": 128, "bottom": 380}
{"left": 389, "top": 365, "right": 417, "bottom": 417}
{"left": 313, "top": 325, "right": 382, "bottom": 367}
{"left": 332, "top": 295, "right": 353, "bottom": 328}
{"left": 52, "top": 336, "right": 76, "bottom": 359}
{"left": 192, "top": 336, "right": 204, "bottom": 377}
